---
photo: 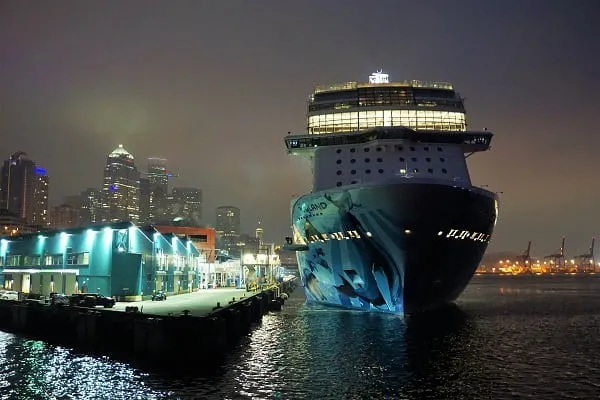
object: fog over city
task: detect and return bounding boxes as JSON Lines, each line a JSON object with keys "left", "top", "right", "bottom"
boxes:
{"left": 2, "top": 0, "right": 599, "bottom": 254}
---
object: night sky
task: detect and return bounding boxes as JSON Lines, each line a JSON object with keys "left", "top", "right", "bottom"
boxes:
{"left": 2, "top": 1, "right": 599, "bottom": 257}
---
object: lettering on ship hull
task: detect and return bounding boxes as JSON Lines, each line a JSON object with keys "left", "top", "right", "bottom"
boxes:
{"left": 301, "top": 202, "right": 328, "bottom": 213}
{"left": 441, "top": 229, "right": 490, "bottom": 242}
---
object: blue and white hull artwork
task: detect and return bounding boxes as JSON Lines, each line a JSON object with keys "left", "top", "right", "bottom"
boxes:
{"left": 291, "top": 182, "right": 498, "bottom": 314}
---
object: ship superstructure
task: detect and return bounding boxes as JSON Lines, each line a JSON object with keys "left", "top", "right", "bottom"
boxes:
{"left": 285, "top": 71, "right": 498, "bottom": 313}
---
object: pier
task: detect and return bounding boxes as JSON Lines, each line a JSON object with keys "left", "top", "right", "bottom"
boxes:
{"left": 0, "top": 278, "right": 298, "bottom": 370}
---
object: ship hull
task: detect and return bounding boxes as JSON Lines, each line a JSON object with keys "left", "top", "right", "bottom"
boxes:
{"left": 291, "top": 182, "right": 498, "bottom": 314}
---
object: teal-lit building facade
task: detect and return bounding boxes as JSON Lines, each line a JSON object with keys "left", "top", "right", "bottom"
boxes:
{"left": 0, "top": 221, "right": 207, "bottom": 300}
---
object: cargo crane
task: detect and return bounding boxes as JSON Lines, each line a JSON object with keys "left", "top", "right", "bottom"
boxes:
{"left": 544, "top": 237, "right": 565, "bottom": 272}
{"left": 575, "top": 237, "right": 595, "bottom": 273}
{"left": 515, "top": 241, "right": 533, "bottom": 273}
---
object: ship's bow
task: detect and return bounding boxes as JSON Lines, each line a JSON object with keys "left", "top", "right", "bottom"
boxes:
{"left": 291, "top": 182, "right": 498, "bottom": 314}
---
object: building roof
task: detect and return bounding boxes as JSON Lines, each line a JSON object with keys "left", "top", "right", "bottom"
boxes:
{"left": 109, "top": 144, "right": 134, "bottom": 159}
{"left": 0, "top": 208, "right": 26, "bottom": 224}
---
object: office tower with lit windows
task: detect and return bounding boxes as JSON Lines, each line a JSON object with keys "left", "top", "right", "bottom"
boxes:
{"left": 139, "top": 177, "right": 151, "bottom": 224}
{"left": 0, "top": 151, "right": 48, "bottom": 226}
{"left": 255, "top": 221, "right": 264, "bottom": 245}
{"left": 147, "top": 157, "right": 169, "bottom": 222}
{"left": 215, "top": 206, "right": 240, "bottom": 254}
{"left": 216, "top": 206, "right": 240, "bottom": 235}
{"left": 147, "top": 157, "right": 168, "bottom": 192}
{"left": 102, "top": 145, "right": 141, "bottom": 223}
{"left": 78, "top": 188, "right": 103, "bottom": 225}
{"left": 32, "top": 167, "right": 49, "bottom": 227}
{"left": 170, "top": 187, "right": 202, "bottom": 225}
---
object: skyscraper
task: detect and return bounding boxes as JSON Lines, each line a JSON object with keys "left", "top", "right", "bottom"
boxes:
{"left": 0, "top": 151, "right": 48, "bottom": 225}
{"left": 50, "top": 204, "right": 80, "bottom": 229}
{"left": 139, "top": 177, "right": 151, "bottom": 224}
{"left": 32, "top": 167, "right": 49, "bottom": 227}
{"left": 102, "top": 145, "right": 140, "bottom": 223}
{"left": 170, "top": 187, "right": 202, "bottom": 225}
{"left": 147, "top": 157, "right": 169, "bottom": 223}
{"left": 147, "top": 157, "right": 168, "bottom": 192}
{"left": 79, "top": 188, "right": 103, "bottom": 224}
{"left": 255, "top": 221, "right": 264, "bottom": 245}
{"left": 215, "top": 206, "right": 240, "bottom": 235}
{"left": 215, "top": 206, "right": 240, "bottom": 255}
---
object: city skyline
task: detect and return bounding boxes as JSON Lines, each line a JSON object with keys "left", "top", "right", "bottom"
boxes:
{"left": 2, "top": 1, "right": 600, "bottom": 254}
{"left": 0, "top": 145, "right": 266, "bottom": 238}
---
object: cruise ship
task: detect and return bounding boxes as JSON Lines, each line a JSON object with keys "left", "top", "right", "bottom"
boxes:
{"left": 284, "top": 71, "right": 498, "bottom": 314}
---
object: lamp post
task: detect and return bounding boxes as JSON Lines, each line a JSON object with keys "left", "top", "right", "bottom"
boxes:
{"left": 267, "top": 245, "right": 272, "bottom": 285}
{"left": 239, "top": 248, "right": 243, "bottom": 289}
{"left": 151, "top": 232, "right": 156, "bottom": 296}
{"left": 5, "top": 159, "right": 11, "bottom": 211}
{"left": 207, "top": 248, "right": 213, "bottom": 289}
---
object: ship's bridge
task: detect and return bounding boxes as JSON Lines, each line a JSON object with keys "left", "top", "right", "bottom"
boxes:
{"left": 307, "top": 73, "right": 467, "bottom": 134}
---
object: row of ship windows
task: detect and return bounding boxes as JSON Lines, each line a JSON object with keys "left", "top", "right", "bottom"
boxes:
{"left": 307, "top": 111, "right": 466, "bottom": 134}
{"left": 336, "top": 157, "right": 446, "bottom": 164}
{"left": 335, "top": 145, "right": 444, "bottom": 153}
{"left": 335, "top": 167, "right": 448, "bottom": 180}
{"left": 310, "top": 125, "right": 465, "bottom": 135}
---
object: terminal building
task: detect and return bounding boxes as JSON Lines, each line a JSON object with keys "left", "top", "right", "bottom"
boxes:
{"left": 0, "top": 221, "right": 216, "bottom": 300}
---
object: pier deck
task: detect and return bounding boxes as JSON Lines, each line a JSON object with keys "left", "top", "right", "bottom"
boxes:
{"left": 111, "top": 288, "right": 252, "bottom": 316}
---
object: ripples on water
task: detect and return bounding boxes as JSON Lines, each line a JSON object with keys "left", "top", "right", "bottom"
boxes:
{"left": 1, "top": 275, "right": 600, "bottom": 399}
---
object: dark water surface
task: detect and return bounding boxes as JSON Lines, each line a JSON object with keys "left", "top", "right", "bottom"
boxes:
{"left": 1, "top": 275, "right": 600, "bottom": 399}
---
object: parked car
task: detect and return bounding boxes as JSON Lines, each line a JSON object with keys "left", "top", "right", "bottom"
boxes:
{"left": 0, "top": 290, "right": 19, "bottom": 301}
{"left": 70, "top": 293, "right": 115, "bottom": 308}
{"left": 93, "top": 294, "right": 116, "bottom": 308}
{"left": 151, "top": 291, "right": 167, "bottom": 301}
{"left": 50, "top": 292, "right": 70, "bottom": 306}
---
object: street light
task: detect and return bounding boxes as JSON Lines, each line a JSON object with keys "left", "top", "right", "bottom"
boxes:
{"left": 240, "top": 248, "right": 245, "bottom": 290}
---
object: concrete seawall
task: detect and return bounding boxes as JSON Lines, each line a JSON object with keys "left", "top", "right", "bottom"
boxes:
{"left": 0, "top": 279, "right": 298, "bottom": 369}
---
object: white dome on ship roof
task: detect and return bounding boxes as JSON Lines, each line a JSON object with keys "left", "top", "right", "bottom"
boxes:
{"left": 109, "top": 144, "right": 134, "bottom": 159}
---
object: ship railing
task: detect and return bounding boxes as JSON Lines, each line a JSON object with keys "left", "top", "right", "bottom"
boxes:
{"left": 313, "top": 80, "right": 454, "bottom": 94}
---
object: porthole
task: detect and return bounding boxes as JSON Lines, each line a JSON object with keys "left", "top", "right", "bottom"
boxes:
{"left": 442, "top": 168, "right": 447, "bottom": 174}
{"left": 437, "top": 147, "right": 443, "bottom": 152}
{"left": 378, "top": 169, "right": 384, "bottom": 174}
{"left": 426, "top": 157, "right": 431, "bottom": 162}
{"left": 336, "top": 149, "right": 342, "bottom": 154}
{"left": 376, "top": 147, "right": 382, "bottom": 152}
{"left": 365, "top": 158, "right": 371, "bottom": 163}
{"left": 351, "top": 180, "right": 357, "bottom": 184}
{"left": 428, "top": 168, "right": 433, "bottom": 173}
{"left": 377, "top": 158, "right": 383, "bottom": 162}
{"left": 365, "top": 169, "right": 371, "bottom": 174}
{"left": 424, "top": 146, "right": 429, "bottom": 151}
{"left": 396, "top": 145, "right": 404, "bottom": 151}
{"left": 336, "top": 171, "right": 342, "bottom": 175}
{"left": 413, "top": 168, "right": 419, "bottom": 173}
{"left": 399, "top": 157, "right": 405, "bottom": 162}
{"left": 350, "top": 159, "right": 356, "bottom": 164}
{"left": 351, "top": 170, "right": 356, "bottom": 175}
{"left": 350, "top": 148, "right": 356, "bottom": 153}
{"left": 440, "top": 157, "right": 446, "bottom": 162}
{"left": 410, "top": 146, "right": 415, "bottom": 151}
{"left": 411, "top": 157, "right": 417, "bottom": 162}
{"left": 364, "top": 148, "right": 370, "bottom": 153}
{"left": 336, "top": 160, "right": 342, "bottom": 164}
{"left": 336, "top": 182, "right": 342, "bottom": 187}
